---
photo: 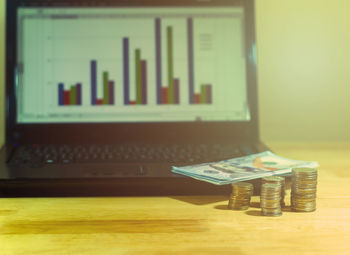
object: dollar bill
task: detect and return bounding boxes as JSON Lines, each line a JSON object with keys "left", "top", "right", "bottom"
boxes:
{"left": 172, "top": 151, "right": 319, "bottom": 185}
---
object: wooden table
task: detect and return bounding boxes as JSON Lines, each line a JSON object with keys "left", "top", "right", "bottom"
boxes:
{"left": 1, "top": 142, "right": 350, "bottom": 255}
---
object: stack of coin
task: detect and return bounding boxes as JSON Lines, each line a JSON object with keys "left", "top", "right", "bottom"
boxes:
{"left": 228, "top": 182, "right": 254, "bottom": 210}
{"left": 291, "top": 167, "right": 318, "bottom": 212}
{"left": 262, "top": 176, "right": 286, "bottom": 207}
{"left": 260, "top": 183, "right": 282, "bottom": 217}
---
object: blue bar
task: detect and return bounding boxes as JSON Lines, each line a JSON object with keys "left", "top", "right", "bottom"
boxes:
{"left": 187, "top": 18, "right": 195, "bottom": 104}
{"left": 91, "top": 60, "right": 97, "bottom": 105}
{"left": 58, "top": 83, "right": 64, "bottom": 106}
{"left": 123, "top": 38, "right": 130, "bottom": 105}
{"left": 155, "top": 18, "right": 162, "bottom": 104}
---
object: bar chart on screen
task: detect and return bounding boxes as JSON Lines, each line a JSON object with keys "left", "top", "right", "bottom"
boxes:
{"left": 17, "top": 7, "right": 249, "bottom": 123}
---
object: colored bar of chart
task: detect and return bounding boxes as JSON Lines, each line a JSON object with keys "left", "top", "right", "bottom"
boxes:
{"left": 58, "top": 83, "right": 82, "bottom": 106}
{"left": 141, "top": 60, "right": 147, "bottom": 104}
{"left": 123, "top": 38, "right": 130, "bottom": 105}
{"left": 103, "top": 72, "right": 109, "bottom": 105}
{"left": 187, "top": 18, "right": 195, "bottom": 104}
{"left": 200, "top": 85, "right": 207, "bottom": 104}
{"left": 70, "top": 85, "right": 76, "bottom": 105}
{"left": 173, "top": 79, "right": 180, "bottom": 104}
{"left": 76, "top": 83, "right": 82, "bottom": 105}
{"left": 162, "top": 87, "right": 168, "bottom": 104}
{"left": 91, "top": 60, "right": 97, "bottom": 105}
{"left": 155, "top": 18, "right": 162, "bottom": 104}
{"left": 58, "top": 83, "right": 64, "bottom": 105}
{"left": 194, "top": 94, "right": 200, "bottom": 104}
{"left": 167, "top": 26, "right": 174, "bottom": 104}
{"left": 109, "top": 81, "right": 114, "bottom": 105}
{"left": 206, "top": 85, "right": 212, "bottom": 104}
{"left": 135, "top": 49, "right": 142, "bottom": 104}
{"left": 64, "top": 91, "right": 70, "bottom": 105}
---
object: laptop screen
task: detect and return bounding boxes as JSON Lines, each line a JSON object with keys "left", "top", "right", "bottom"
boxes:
{"left": 16, "top": 5, "right": 250, "bottom": 123}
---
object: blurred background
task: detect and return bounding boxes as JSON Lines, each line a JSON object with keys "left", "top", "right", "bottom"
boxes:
{"left": 0, "top": 0, "right": 349, "bottom": 147}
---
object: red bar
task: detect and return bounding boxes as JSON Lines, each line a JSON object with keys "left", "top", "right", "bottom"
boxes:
{"left": 194, "top": 94, "right": 201, "bottom": 104}
{"left": 129, "top": 100, "right": 136, "bottom": 105}
{"left": 97, "top": 99, "right": 104, "bottom": 105}
{"left": 162, "top": 87, "right": 168, "bottom": 104}
{"left": 64, "top": 90, "right": 70, "bottom": 105}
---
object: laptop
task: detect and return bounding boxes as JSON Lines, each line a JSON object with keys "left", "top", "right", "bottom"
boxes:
{"left": 0, "top": 0, "right": 269, "bottom": 196}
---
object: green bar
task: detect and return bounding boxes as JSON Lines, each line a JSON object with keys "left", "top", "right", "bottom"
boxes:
{"left": 135, "top": 49, "right": 142, "bottom": 104}
{"left": 70, "top": 85, "right": 76, "bottom": 105}
{"left": 103, "top": 72, "right": 109, "bottom": 105}
{"left": 200, "top": 85, "right": 207, "bottom": 104}
{"left": 167, "top": 26, "right": 174, "bottom": 104}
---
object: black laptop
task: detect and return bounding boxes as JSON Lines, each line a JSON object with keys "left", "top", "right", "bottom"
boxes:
{"left": 0, "top": 0, "right": 268, "bottom": 196}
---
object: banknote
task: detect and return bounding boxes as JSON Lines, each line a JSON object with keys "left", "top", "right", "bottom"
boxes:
{"left": 172, "top": 151, "right": 319, "bottom": 185}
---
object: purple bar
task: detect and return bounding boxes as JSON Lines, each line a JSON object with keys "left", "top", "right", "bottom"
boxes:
{"left": 123, "top": 38, "right": 130, "bottom": 105}
{"left": 76, "top": 83, "right": 82, "bottom": 105}
{"left": 109, "top": 81, "right": 114, "bottom": 105}
{"left": 173, "top": 79, "right": 180, "bottom": 104}
{"left": 187, "top": 18, "right": 194, "bottom": 104}
{"left": 141, "top": 60, "right": 147, "bottom": 104}
{"left": 155, "top": 18, "right": 162, "bottom": 104}
{"left": 206, "top": 85, "right": 212, "bottom": 104}
{"left": 91, "top": 60, "right": 97, "bottom": 105}
{"left": 58, "top": 83, "right": 64, "bottom": 106}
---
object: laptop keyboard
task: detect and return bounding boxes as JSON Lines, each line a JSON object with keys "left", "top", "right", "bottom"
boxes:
{"left": 8, "top": 144, "right": 258, "bottom": 167}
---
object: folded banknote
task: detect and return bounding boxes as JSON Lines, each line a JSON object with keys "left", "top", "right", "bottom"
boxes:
{"left": 172, "top": 151, "right": 319, "bottom": 185}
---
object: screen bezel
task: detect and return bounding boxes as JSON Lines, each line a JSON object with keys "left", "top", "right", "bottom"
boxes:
{"left": 6, "top": 0, "right": 259, "bottom": 145}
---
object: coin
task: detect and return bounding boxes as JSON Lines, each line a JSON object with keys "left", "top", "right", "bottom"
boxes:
{"left": 227, "top": 182, "right": 254, "bottom": 211}
{"left": 291, "top": 167, "right": 318, "bottom": 212}
{"left": 260, "top": 183, "right": 282, "bottom": 217}
{"left": 262, "top": 176, "right": 286, "bottom": 207}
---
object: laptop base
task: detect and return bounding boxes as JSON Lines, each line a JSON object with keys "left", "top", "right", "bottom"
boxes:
{"left": 0, "top": 142, "right": 269, "bottom": 197}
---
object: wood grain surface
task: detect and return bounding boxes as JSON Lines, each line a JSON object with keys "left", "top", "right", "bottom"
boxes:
{"left": 1, "top": 142, "right": 350, "bottom": 255}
